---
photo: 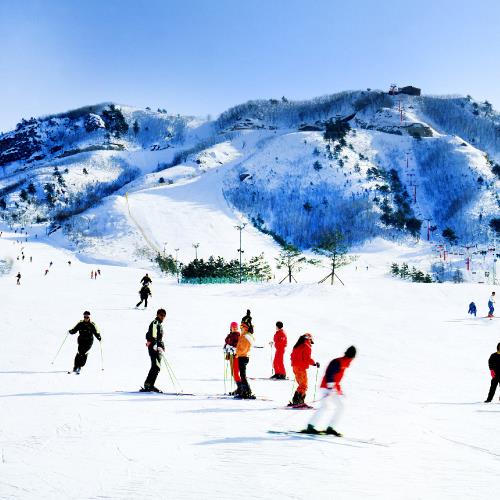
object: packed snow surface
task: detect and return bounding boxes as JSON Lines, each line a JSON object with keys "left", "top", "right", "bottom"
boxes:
{"left": 1, "top": 228, "right": 499, "bottom": 500}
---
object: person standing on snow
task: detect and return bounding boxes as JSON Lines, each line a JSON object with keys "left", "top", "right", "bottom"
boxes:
{"left": 224, "top": 321, "right": 241, "bottom": 394}
{"left": 235, "top": 321, "right": 255, "bottom": 399}
{"left": 16, "top": 272, "right": 21, "bottom": 285}
{"left": 141, "top": 273, "right": 152, "bottom": 286}
{"left": 141, "top": 308, "right": 166, "bottom": 392}
{"left": 303, "top": 346, "right": 357, "bottom": 435}
{"left": 136, "top": 284, "right": 152, "bottom": 308}
{"left": 270, "top": 321, "right": 287, "bottom": 379}
{"left": 484, "top": 342, "right": 500, "bottom": 403}
{"left": 289, "top": 333, "right": 320, "bottom": 406}
{"left": 68, "top": 311, "right": 101, "bottom": 374}
{"left": 468, "top": 302, "right": 477, "bottom": 317}
{"left": 488, "top": 292, "right": 495, "bottom": 318}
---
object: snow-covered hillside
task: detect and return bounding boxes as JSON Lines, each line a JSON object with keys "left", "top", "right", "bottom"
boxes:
{"left": 0, "top": 90, "right": 499, "bottom": 272}
{"left": 1, "top": 226, "right": 499, "bottom": 500}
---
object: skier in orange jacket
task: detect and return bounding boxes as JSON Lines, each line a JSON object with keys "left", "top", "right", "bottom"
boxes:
{"left": 289, "top": 333, "right": 319, "bottom": 406}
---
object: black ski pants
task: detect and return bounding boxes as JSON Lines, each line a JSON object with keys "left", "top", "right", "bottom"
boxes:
{"left": 136, "top": 296, "right": 149, "bottom": 308}
{"left": 485, "top": 376, "right": 499, "bottom": 402}
{"left": 74, "top": 337, "right": 94, "bottom": 370}
{"left": 145, "top": 348, "right": 161, "bottom": 387}
{"left": 238, "top": 356, "right": 252, "bottom": 394}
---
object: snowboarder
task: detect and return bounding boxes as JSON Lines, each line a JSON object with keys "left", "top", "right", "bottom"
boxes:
{"left": 16, "top": 272, "right": 21, "bottom": 285}
{"left": 484, "top": 342, "right": 500, "bottom": 403}
{"left": 235, "top": 321, "right": 255, "bottom": 399}
{"left": 468, "top": 302, "right": 477, "bottom": 317}
{"left": 136, "top": 284, "right": 152, "bottom": 308}
{"left": 488, "top": 292, "right": 495, "bottom": 318}
{"left": 68, "top": 311, "right": 101, "bottom": 374}
{"left": 141, "top": 308, "right": 166, "bottom": 392}
{"left": 289, "top": 333, "right": 320, "bottom": 407}
{"left": 303, "top": 346, "right": 357, "bottom": 435}
{"left": 270, "top": 321, "right": 287, "bottom": 379}
{"left": 140, "top": 273, "right": 152, "bottom": 286}
{"left": 224, "top": 321, "right": 241, "bottom": 393}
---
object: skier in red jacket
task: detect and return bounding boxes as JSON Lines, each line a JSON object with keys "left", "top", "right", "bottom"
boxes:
{"left": 270, "top": 321, "right": 287, "bottom": 379}
{"left": 289, "top": 333, "right": 319, "bottom": 406}
{"left": 303, "top": 345, "right": 357, "bottom": 435}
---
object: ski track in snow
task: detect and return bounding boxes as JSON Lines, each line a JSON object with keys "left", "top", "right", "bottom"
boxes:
{"left": 1, "top": 224, "right": 500, "bottom": 499}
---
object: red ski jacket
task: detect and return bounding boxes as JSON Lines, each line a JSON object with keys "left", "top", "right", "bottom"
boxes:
{"left": 320, "top": 356, "right": 353, "bottom": 391}
{"left": 225, "top": 331, "right": 240, "bottom": 348}
{"left": 273, "top": 329, "right": 287, "bottom": 350}
{"left": 290, "top": 341, "right": 315, "bottom": 370}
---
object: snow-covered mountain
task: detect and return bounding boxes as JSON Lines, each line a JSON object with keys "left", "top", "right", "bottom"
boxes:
{"left": 0, "top": 91, "right": 499, "bottom": 264}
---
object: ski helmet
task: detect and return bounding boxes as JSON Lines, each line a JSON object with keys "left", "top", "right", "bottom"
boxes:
{"left": 345, "top": 346, "right": 357, "bottom": 358}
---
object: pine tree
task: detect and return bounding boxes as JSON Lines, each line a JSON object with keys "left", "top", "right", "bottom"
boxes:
{"left": 275, "top": 244, "right": 316, "bottom": 283}
{"left": 313, "top": 230, "right": 353, "bottom": 285}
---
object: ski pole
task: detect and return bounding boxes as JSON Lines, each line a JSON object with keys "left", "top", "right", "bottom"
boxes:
{"left": 162, "top": 355, "right": 177, "bottom": 391}
{"left": 289, "top": 378, "right": 296, "bottom": 402}
{"left": 270, "top": 344, "right": 274, "bottom": 377}
{"left": 99, "top": 341, "right": 104, "bottom": 371}
{"left": 313, "top": 365, "right": 319, "bottom": 402}
{"left": 51, "top": 333, "right": 69, "bottom": 365}
{"left": 223, "top": 352, "right": 227, "bottom": 394}
{"left": 161, "top": 354, "right": 183, "bottom": 393}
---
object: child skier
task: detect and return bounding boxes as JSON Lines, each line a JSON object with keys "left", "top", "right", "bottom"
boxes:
{"left": 141, "top": 308, "right": 166, "bottom": 392}
{"left": 289, "top": 333, "right": 320, "bottom": 407}
{"left": 270, "top": 321, "right": 287, "bottom": 379}
{"left": 303, "top": 346, "right": 357, "bottom": 435}
{"left": 468, "top": 302, "right": 477, "bottom": 317}
{"left": 136, "top": 284, "right": 152, "bottom": 308}
{"left": 235, "top": 320, "right": 255, "bottom": 399}
{"left": 484, "top": 342, "right": 500, "bottom": 403}
{"left": 68, "top": 311, "right": 101, "bottom": 374}
{"left": 488, "top": 292, "right": 495, "bottom": 318}
{"left": 224, "top": 321, "right": 241, "bottom": 393}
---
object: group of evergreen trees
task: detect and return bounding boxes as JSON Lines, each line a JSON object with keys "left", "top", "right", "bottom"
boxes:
{"left": 390, "top": 262, "right": 433, "bottom": 283}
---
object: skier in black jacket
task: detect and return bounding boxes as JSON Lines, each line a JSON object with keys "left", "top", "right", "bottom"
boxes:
{"left": 141, "top": 308, "right": 166, "bottom": 392}
{"left": 136, "top": 284, "right": 152, "bottom": 308}
{"left": 68, "top": 311, "right": 101, "bottom": 373}
{"left": 140, "top": 273, "right": 152, "bottom": 286}
{"left": 485, "top": 342, "right": 500, "bottom": 403}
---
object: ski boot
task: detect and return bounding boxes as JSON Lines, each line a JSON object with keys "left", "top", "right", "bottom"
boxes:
{"left": 288, "top": 391, "right": 301, "bottom": 406}
{"left": 301, "top": 424, "right": 320, "bottom": 434}
{"left": 231, "top": 381, "right": 242, "bottom": 397}
{"left": 73, "top": 367, "right": 81, "bottom": 374}
{"left": 141, "top": 384, "right": 162, "bottom": 393}
{"left": 325, "top": 427, "right": 342, "bottom": 436}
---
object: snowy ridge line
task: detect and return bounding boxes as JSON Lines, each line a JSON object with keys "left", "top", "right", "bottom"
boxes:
{"left": 124, "top": 192, "right": 161, "bottom": 254}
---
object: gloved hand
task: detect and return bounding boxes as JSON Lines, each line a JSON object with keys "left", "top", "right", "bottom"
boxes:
{"left": 157, "top": 346, "right": 165, "bottom": 354}
{"left": 68, "top": 330, "right": 73, "bottom": 335}
{"left": 96, "top": 335, "right": 102, "bottom": 342}
{"left": 491, "top": 370, "right": 496, "bottom": 378}
{"left": 315, "top": 362, "right": 320, "bottom": 368}
{"left": 335, "top": 383, "right": 343, "bottom": 395}
{"left": 269, "top": 341, "right": 274, "bottom": 347}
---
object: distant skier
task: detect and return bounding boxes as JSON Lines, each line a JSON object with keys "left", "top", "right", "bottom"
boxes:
{"left": 235, "top": 320, "right": 255, "bottom": 399}
{"left": 289, "top": 333, "right": 319, "bottom": 407}
{"left": 16, "top": 272, "right": 21, "bottom": 285}
{"left": 488, "top": 292, "right": 495, "bottom": 318}
{"left": 484, "top": 342, "right": 500, "bottom": 403}
{"left": 141, "top": 308, "right": 166, "bottom": 392}
{"left": 44, "top": 269, "right": 49, "bottom": 276}
{"left": 68, "top": 311, "right": 101, "bottom": 374}
{"left": 136, "top": 284, "right": 152, "bottom": 308}
{"left": 224, "top": 321, "right": 241, "bottom": 394}
{"left": 97, "top": 269, "right": 101, "bottom": 276}
{"left": 49, "top": 261, "right": 53, "bottom": 267}
{"left": 91, "top": 270, "right": 94, "bottom": 279}
{"left": 303, "top": 346, "right": 357, "bottom": 435}
{"left": 68, "top": 261, "right": 71, "bottom": 266}
{"left": 241, "top": 309, "right": 254, "bottom": 333}
{"left": 270, "top": 321, "right": 287, "bottom": 379}
{"left": 468, "top": 302, "right": 477, "bottom": 317}
{"left": 140, "top": 273, "right": 152, "bottom": 286}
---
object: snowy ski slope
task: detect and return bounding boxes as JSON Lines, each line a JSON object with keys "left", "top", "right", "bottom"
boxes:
{"left": 1, "top": 225, "right": 499, "bottom": 500}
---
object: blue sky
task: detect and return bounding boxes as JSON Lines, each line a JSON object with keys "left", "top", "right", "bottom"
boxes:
{"left": 1, "top": 0, "right": 499, "bottom": 131}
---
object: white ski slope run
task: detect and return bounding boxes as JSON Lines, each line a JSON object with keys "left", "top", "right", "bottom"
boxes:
{"left": 1, "top": 229, "right": 499, "bottom": 500}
